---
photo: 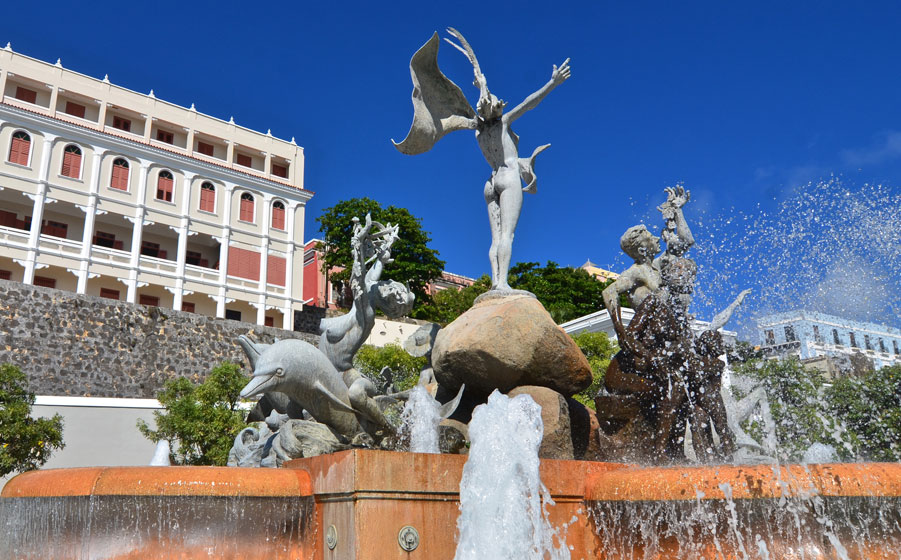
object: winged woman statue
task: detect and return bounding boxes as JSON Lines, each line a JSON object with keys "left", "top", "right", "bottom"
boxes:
{"left": 394, "top": 28, "right": 571, "bottom": 291}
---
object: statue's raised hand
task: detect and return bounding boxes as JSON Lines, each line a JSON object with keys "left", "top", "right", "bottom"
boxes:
{"left": 664, "top": 186, "right": 690, "bottom": 209}
{"left": 551, "top": 58, "right": 571, "bottom": 86}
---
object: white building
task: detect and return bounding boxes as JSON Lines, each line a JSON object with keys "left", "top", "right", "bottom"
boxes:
{"left": 757, "top": 310, "right": 901, "bottom": 372}
{"left": 0, "top": 46, "right": 313, "bottom": 328}
{"left": 561, "top": 307, "right": 738, "bottom": 347}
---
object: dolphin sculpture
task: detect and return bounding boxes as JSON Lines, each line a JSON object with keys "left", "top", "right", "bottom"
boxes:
{"left": 238, "top": 336, "right": 364, "bottom": 439}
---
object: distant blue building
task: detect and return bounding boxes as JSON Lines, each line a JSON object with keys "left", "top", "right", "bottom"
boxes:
{"left": 757, "top": 311, "right": 901, "bottom": 372}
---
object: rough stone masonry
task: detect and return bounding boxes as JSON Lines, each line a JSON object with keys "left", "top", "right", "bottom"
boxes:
{"left": 0, "top": 280, "right": 316, "bottom": 398}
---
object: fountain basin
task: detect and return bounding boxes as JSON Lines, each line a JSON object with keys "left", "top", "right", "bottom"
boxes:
{"left": 1, "top": 466, "right": 315, "bottom": 559}
{"left": 2, "top": 452, "right": 900, "bottom": 559}
{"left": 586, "top": 462, "right": 901, "bottom": 559}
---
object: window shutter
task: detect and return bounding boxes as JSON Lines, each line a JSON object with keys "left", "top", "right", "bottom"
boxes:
{"left": 111, "top": 163, "right": 128, "bottom": 190}
{"left": 200, "top": 185, "right": 216, "bottom": 212}
{"left": 157, "top": 174, "right": 174, "bottom": 201}
{"left": 62, "top": 151, "right": 81, "bottom": 178}
{"left": 228, "top": 246, "right": 261, "bottom": 281}
{"left": 240, "top": 196, "right": 254, "bottom": 222}
{"left": 65, "top": 102, "right": 86, "bottom": 119}
{"left": 271, "top": 204, "right": 285, "bottom": 230}
{"left": 9, "top": 136, "right": 30, "bottom": 165}
{"left": 267, "top": 255, "right": 286, "bottom": 286}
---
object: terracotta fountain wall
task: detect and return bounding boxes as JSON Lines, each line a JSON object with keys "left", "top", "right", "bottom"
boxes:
{"left": 3, "top": 450, "right": 900, "bottom": 559}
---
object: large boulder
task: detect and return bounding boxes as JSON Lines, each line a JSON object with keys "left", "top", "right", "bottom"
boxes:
{"left": 432, "top": 294, "right": 592, "bottom": 398}
{"left": 508, "top": 386, "right": 574, "bottom": 460}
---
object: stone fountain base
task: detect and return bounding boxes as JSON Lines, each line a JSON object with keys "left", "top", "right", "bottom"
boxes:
{"left": 3, "top": 450, "right": 900, "bottom": 559}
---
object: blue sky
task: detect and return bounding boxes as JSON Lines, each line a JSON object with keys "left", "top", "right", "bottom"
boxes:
{"left": 4, "top": 1, "right": 900, "bottom": 330}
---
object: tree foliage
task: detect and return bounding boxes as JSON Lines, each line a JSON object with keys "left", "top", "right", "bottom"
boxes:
{"left": 412, "top": 275, "right": 492, "bottom": 324}
{"left": 508, "top": 261, "right": 610, "bottom": 324}
{"left": 571, "top": 332, "right": 618, "bottom": 409}
{"left": 0, "top": 363, "right": 65, "bottom": 477}
{"left": 734, "top": 358, "right": 850, "bottom": 462}
{"left": 824, "top": 365, "right": 901, "bottom": 462}
{"left": 354, "top": 343, "right": 428, "bottom": 393}
{"left": 137, "top": 363, "right": 248, "bottom": 466}
{"left": 316, "top": 198, "right": 445, "bottom": 311}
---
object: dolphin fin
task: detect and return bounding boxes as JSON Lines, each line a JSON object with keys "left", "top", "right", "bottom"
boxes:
{"left": 313, "top": 380, "right": 357, "bottom": 415}
{"left": 438, "top": 384, "right": 466, "bottom": 421}
{"left": 238, "top": 335, "right": 263, "bottom": 369}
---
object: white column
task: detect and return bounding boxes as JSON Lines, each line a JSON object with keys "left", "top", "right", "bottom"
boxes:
{"left": 282, "top": 202, "right": 299, "bottom": 329}
{"left": 0, "top": 69, "right": 7, "bottom": 103}
{"left": 263, "top": 152, "right": 272, "bottom": 176}
{"left": 76, "top": 148, "right": 106, "bottom": 293}
{"left": 22, "top": 135, "right": 56, "bottom": 284}
{"left": 172, "top": 173, "right": 194, "bottom": 311}
{"left": 126, "top": 162, "right": 150, "bottom": 303}
{"left": 256, "top": 195, "right": 272, "bottom": 325}
{"left": 49, "top": 86, "right": 59, "bottom": 116}
{"left": 215, "top": 184, "right": 235, "bottom": 318}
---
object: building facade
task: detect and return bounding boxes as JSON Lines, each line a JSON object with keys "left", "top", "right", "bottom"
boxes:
{"left": 0, "top": 46, "right": 312, "bottom": 327}
{"left": 757, "top": 310, "right": 901, "bottom": 371}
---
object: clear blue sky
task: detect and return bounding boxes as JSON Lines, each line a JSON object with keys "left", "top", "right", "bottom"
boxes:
{"left": 4, "top": 1, "right": 900, "bottom": 330}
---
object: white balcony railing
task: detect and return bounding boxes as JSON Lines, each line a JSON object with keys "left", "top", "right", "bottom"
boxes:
{"left": 38, "top": 234, "right": 82, "bottom": 257}
{"left": 184, "top": 263, "right": 220, "bottom": 283}
{"left": 91, "top": 244, "right": 132, "bottom": 267}
{"left": 0, "top": 225, "right": 30, "bottom": 247}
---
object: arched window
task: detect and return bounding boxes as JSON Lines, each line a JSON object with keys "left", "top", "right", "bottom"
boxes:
{"left": 61, "top": 144, "right": 82, "bottom": 179}
{"left": 271, "top": 200, "right": 286, "bottom": 230}
{"left": 110, "top": 158, "right": 129, "bottom": 191}
{"left": 199, "top": 181, "right": 216, "bottom": 212}
{"left": 239, "top": 192, "right": 255, "bottom": 222}
{"left": 8, "top": 131, "right": 31, "bottom": 166}
{"left": 156, "top": 170, "right": 174, "bottom": 202}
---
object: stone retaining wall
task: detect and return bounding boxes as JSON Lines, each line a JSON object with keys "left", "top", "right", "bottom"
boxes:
{"left": 0, "top": 280, "right": 316, "bottom": 398}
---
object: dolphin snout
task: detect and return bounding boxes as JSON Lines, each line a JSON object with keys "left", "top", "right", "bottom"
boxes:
{"left": 240, "top": 373, "right": 276, "bottom": 399}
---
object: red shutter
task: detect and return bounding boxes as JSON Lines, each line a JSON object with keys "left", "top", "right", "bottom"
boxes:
{"left": 62, "top": 151, "right": 81, "bottom": 178}
{"left": 236, "top": 153, "right": 252, "bottom": 167}
{"left": 240, "top": 196, "right": 254, "bottom": 222}
{"left": 271, "top": 204, "right": 285, "bottom": 230}
{"left": 100, "top": 288, "right": 120, "bottom": 300}
{"left": 9, "top": 136, "right": 30, "bottom": 166}
{"left": 200, "top": 185, "right": 215, "bottom": 212}
{"left": 267, "top": 255, "right": 286, "bottom": 286}
{"left": 65, "top": 102, "right": 86, "bottom": 119}
{"left": 111, "top": 163, "right": 128, "bottom": 190}
{"left": 157, "top": 175, "right": 173, "bottom": 201}
{"left": 139, "top": 295, "right": 160, "bottom": 307}
{"left": 271, "top": 163, "right": 288, "bottom": 178}
{"left": 33, "top": 276, "right": 56, "bottom": 289}
{"left": 227, "top": 247, "right": 261, "bottom": 281}
{"left": 182, "top": 302, "right": 195, "bottom": 313}
{"left": 15, "top": 87, "right": 37, "bottom": 104}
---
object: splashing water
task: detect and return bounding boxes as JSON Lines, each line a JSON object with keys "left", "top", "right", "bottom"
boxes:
{"left": 454, "top": 391, "right": 569, "bottom": 560}
{"left": 688, "top": 178, "right": 901, "bottom": 338}
{"left": 398, "top": 385, "right": 441, "bottom": 453}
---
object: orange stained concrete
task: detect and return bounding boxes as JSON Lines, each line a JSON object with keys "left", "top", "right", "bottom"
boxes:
{"left": 286, "top": 449, "right": 628, "bottom": 560}
{"left": 1, "top": 465, "right": 313, "bottom": 497}
{"left": 584, "top": 462, "right": 901, "bottom": 502}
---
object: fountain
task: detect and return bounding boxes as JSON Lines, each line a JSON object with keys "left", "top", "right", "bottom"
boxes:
{"left": 2, "top": 28, "right": 901, "bottom": 560}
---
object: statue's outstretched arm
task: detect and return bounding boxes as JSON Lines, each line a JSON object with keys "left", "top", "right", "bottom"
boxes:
{"left": 709, "top": 289, "right": 751, "bottom": 332}
{"left": 504, "top": 59, "right": 571, "bottom": 124}
{"left": 659, "top": 186, "right": 695, "bottom": 251}
{"left": 364, "top": 223, "right": 399, "bottom": 289}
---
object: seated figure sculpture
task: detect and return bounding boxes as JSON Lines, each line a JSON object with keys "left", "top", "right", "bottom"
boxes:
{"left": 596, "top": 187, "right": 749, "bottom": 463}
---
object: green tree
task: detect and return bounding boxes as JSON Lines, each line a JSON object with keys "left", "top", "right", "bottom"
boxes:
{"left": 137, "top": 362, "right": 248, "bottom": 466}
{"left": 571, "top": 332, "right": 618, "bottom": 409}
{"left": 733, "top": 358, "right": 848, "bottom": 461}
{"left": 354, "top": 343, "right": 428, "bottom": 392}
{"left": 412, "top": 275, "right": 492, "bottom": 324}
{"left": 825, "top": 365, "right": 901, "bottom": 462}
{"left": 316, "top": 198, "right": 445, "bottom": 311}
{"left": 508, "top": 261, "right": 610, "bottom": 324}
{"left": 0, "top": 363, "right": 65, "bottom": 477}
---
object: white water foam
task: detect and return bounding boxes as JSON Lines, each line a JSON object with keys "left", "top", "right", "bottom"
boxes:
{"left": 454, "top": 390, "right": 569, "bottom": 560}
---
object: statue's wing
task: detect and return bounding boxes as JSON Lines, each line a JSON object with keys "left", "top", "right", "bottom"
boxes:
{"left": 393, "top": 32, "right": 476, "bottom": 155}
{"left": 519, "top": 143, "right": 550, "bottom": 194}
